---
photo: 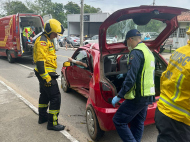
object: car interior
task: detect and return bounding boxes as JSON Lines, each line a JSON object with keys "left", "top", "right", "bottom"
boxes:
{"left": 104, "top": 53, "right": 167, "bottom": 97}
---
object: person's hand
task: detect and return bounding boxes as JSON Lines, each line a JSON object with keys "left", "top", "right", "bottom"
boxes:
{"left": 117, "top": 74, "right": 123, "bottom": 79}
{"left": 112, "top": 96, "right": 121, "bottom": 107}
{"left": 68, "top": 57, "right": 72, "bottom": 62}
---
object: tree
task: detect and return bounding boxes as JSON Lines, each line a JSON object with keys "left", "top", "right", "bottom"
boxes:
{"left": 84, "top": 4, "right": 102, "bottom": 13}
{"left": 64, "top": 1, "right": 80, "bottom": 14}
{"left": 3, "top": 0, "right": 34, "bottom": 15}
{"left": 50, "top": 3, "right": 67, "bottom": 28}
{"left": 26, "top": 0, "right": 52, "bottom": 16}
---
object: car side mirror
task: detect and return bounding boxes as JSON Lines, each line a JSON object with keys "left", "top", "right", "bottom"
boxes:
{"left": 63, "top": 61, "right": 71, "bottom": 67}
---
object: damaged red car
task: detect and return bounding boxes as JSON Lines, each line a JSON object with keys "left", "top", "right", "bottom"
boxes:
{"left": 61, "top": 6, "right": 188, "bottom": 140}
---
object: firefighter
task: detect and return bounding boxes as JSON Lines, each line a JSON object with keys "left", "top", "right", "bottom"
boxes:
{"left": 33, "top": 19, "right": 65, "bottom": 131}
{"left": 112, "top": 29, "right": 155, "bottom": 142}
{"left": 155, "top": 28, "right": 190, "bottom": 142}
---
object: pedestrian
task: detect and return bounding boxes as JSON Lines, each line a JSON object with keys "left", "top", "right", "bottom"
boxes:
{"left": 64, "top": 37, "right": 75, "bottom": 50}
{"left": 112, "top": 29, "right": 155, "bottom": 142}
{"left": 33, "top": 19, "right": 65, "bottom": 131}
{"left": 155, "top": 28, "right": 190, "bottom": 142}
{"left": 113, "top": 35, "right": 118, "bottom": 43}
{"left": 23, "top": 26, "right": 36, "bottom": 51}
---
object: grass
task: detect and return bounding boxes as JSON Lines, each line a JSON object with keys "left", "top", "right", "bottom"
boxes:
{"left": 163, "top": 49, "right": 175, "bottom": 53}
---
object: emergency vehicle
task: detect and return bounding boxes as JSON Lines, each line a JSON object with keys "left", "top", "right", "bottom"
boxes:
{"left": 0, "top": 13, "right": 44, "bottom": 63}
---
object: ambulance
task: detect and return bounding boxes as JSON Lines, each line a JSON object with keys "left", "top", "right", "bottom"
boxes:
{"left": 0, "top": 13, "right": 44, "bottom": 63}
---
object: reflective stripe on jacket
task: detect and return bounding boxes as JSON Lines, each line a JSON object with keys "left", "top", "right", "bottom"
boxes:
{"left": 23, "top": 27, "right": 33, "bottom": 37}
{"left": 124, "top": 43, "right": 155, "bottom": 99}
{"left": 33, "top": 33, "right": 57, "bottom": 82}
{"left": 157, "top": 43, "right": 190, "bottom": 126}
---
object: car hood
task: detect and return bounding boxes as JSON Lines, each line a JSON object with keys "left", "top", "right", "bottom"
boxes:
{"left": 99, "top": 6, "right": 188, "bottom": 54}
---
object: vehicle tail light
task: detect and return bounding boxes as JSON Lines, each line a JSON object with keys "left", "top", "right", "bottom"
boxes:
{"left": 74, "top": 39, "right": 77, "bottom": 42}
{"left": 100, "top": 82, "right": 113, "bottom": 103}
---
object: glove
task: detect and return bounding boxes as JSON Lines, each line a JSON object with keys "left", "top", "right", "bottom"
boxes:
{"left": 28, "top": 39, "right": 31, "bottom": 42}
{"left": 112, "top": 96, "right": 121, "bottom": 107}
{"left": 45, "top": 81, "right": 51, "bottom": 87}
{"left": 117, "top": 74, "right": 123, "bottom": 79}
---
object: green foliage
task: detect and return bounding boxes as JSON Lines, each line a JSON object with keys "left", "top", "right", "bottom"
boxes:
{"left": 84, "top": 4, "right": 102, "bottom": 13}
{"left": 4, "top": 1, "right": 34, "bottom": 15}
{"left": 64, "top": 1, "right": 80, "bottom": 14}
{"left": 2, "top": 0, "right": 102, "bottom": 29}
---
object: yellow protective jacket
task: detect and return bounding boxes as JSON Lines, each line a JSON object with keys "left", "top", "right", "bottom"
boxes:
{"left": 33, "top": 33, "right": 57, "bottom": 83}
{"left": 157, "top": 41, "right": 190, "bottom": 126}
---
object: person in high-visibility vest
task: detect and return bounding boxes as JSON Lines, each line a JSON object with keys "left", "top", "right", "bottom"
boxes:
{"left": 155, "top": 28, "right": 190, "bottom": 142}
{"left": 112, "top": 29, "right": 155, "bottom": 142}
{"left": 33, "top": 19, "right": 65, "bottom": 131}
{"left": 23, "top": 26, "right": 36, "bottom": 50}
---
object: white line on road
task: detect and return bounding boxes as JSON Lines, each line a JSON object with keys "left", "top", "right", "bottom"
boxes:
{"left": 0, "top": 80, "right": 79, "bottom": 142}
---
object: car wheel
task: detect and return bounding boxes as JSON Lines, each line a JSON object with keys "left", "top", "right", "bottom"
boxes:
{"left": 59, "top": 42, "right": 63, "bottom": 47}
{"left": 61, "top": 73, "right": 70, "bottom": 92}
{"left": 7, "top": 51, "right": 15, "bottom": 63}
{"left": 86, "top": 105, "right": 105, "bottom": 141}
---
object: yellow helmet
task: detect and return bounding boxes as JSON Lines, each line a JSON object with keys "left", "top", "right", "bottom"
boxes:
{"left": 44, "top": 19, "right": 64, "bottom": 35}
{"left": 187, "top": 27, "right": 190, "bottom": 35}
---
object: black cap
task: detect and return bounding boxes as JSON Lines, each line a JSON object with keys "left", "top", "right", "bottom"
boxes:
{"left": 124, "top": 29, "right": 141, "bottom": 44}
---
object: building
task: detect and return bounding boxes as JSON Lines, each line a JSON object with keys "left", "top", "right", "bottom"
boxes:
{"left": 171, "top": 11, "right": 190, "bottom": 48}
{"left": 67, "top": 13, "right": 110, "bottom": 37}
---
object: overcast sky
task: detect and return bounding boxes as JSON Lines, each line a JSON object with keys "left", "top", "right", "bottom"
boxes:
{"left": 51, "top": 0, "right": 190, "bottom": 13}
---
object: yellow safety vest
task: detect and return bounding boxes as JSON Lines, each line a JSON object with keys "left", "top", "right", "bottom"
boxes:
{"left": 33, "top": 34, "right": 57, "bottom": 82}
{"left": 124, "top": 43, "right": 155, "bottom": 99}
{"left": 23, "top": 27, "right": 33, "bottom": 38}
{"left": 157, "top": 43, "right": 190, "bottom": 126}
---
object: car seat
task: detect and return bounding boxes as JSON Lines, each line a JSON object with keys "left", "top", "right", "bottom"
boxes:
{"left": 104, "top": 57, "right": 112, "bottom": 73}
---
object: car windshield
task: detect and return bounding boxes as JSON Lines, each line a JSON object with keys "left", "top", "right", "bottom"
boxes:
{"left": 106, "top": 19, "right": 166, "bottom": 44}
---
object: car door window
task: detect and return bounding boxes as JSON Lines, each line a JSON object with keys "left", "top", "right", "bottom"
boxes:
{"left": 74, "top": 50, "right": 89, "bottom": 70}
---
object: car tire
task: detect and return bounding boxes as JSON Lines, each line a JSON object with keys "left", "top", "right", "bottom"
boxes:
{"left": 86, "top": 105, "right": 105, "bottom": 141}
{"left": 59, "top": 42, "right": 63, "bottom": 47}
{"left": 61, "top": 73, "right": 70, "bottom": 92}
{"left": 7, "top": 50, "right": 15, "bottom": 63}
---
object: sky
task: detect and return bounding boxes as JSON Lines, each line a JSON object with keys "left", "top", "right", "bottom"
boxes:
{"left": 51, "top": 0, "right": 190, "bottom": 14}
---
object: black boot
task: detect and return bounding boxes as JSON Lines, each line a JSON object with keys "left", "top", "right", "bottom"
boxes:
{"left": 47, "top": 124, "right": 65, "bottom": 131}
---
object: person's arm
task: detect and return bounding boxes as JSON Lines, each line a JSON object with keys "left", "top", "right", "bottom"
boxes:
{"left": 25, "top": 28, "right": 29, "bottom": 40}
{"left": 117, "top": 50, "right": 144, "bottom": 98}
{"left": 68, "top": 57, "right": 87, "bottom": 68}
{"left": 35, "top": 40, "right": 51, "bottom": 83}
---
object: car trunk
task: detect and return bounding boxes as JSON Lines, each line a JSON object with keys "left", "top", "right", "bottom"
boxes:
{"left": 104, "top": 51, "right": 167, "bottom": 98}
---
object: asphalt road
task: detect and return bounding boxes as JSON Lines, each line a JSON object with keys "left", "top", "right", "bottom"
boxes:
{"left": 0, "top": 47, "right": 158, "bottom": 142}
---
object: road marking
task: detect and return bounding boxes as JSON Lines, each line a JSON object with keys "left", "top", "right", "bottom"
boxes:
{"left": 17, "top": 63, "right": 34, "bottom": 70}
{"left": 0, "top": 80, "right": 79, "bottom": 142}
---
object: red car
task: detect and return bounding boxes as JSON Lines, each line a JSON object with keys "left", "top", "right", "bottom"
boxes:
{"left": 61, "top": 6, "right": 187, "bottom": 140}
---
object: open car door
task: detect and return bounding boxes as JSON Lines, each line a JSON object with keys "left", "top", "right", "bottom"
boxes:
{"left": 99, "top": 6, "right": 188, "bottom": 55}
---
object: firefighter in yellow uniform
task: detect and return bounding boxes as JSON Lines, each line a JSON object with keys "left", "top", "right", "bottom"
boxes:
{"left": 155, "top": 28, "right": 190, "bottom": 141}
{"left": 33, "top": 19, "right": 65, "bottom": 131}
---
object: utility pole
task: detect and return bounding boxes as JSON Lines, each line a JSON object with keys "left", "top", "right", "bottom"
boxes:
{"left": 80, "top": 0, "right": 84, "bottom": 47}
{"left": 153, "top": 0, "right": 155, "bottom": 6}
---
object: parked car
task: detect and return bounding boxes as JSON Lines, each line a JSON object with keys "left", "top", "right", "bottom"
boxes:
{"left": 67, "top": 36, "right": 80, "bottom": 47}
{"left": 83, "top": 35, "right": 99, "bottom": 45}
{"left": 61, "top": 6, "right": 187, "bottom": 141}
{"left": 58, "top": 35, "right": 67, "bottom": 47}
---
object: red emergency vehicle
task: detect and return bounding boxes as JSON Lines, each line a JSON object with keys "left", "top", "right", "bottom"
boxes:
{"left": 0, "top": 13, "right": 44, "bottom": 63}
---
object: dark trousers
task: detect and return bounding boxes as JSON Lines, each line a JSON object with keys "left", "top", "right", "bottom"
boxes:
{"left": 155, "top": 107, "right": 190, "bottom": 142}
{"left": 35, "top": 71, "right": 61, "bottom": 126}
{"left": 113, "top": 99, "right": 148, "bottom": 142}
